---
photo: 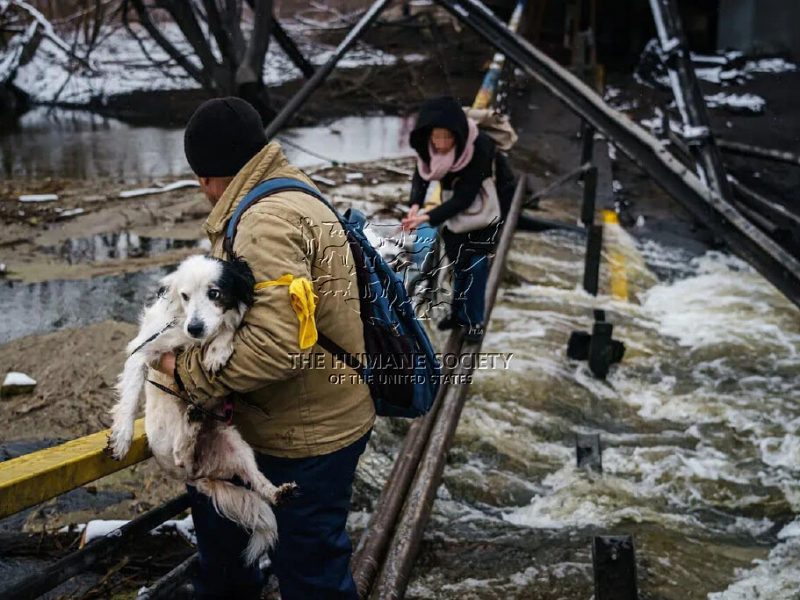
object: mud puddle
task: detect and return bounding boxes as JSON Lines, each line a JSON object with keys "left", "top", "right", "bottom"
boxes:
{"left": 0, "top": 267, "right": 169, "bottom": 344}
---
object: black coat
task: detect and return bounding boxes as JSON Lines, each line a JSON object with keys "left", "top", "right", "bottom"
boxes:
{"left": 408, "top": 96, "right": 517, "bottom": 254}
{"left": 409, "top": 132, "right": 497, "bottom": 228}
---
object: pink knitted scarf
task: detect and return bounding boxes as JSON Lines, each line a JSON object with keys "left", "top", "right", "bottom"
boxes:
{"left": 416, "top": 119, "right": 479, "bottom": 181}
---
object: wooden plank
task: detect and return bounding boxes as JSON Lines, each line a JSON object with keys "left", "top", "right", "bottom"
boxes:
{"left": 0, "top": 419, "right": 151, "bottom": 519}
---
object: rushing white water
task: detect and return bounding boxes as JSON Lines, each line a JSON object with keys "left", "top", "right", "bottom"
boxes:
{"left": 357, "top": 224, "right": 800, "bottom": 599}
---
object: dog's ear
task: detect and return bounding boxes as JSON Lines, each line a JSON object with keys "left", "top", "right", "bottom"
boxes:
{"left": 158, "top": 271, "right": 182, "bottom": 302}
{"left": 224, "top": 255, "right": 256, "bottom": 308}
{"left": 157, "top": 271, "right": 178, "bottom": 301}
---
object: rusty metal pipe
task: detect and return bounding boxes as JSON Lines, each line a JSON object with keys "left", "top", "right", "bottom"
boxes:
{"left": 352, "top": 333, "right": 461, "bottom": 598}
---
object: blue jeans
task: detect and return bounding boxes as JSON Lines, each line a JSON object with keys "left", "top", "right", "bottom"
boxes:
{"left": 451, "top": 250, "right": 490, "bottom": 326}
{"left": 412, "top": 222, "right": 438, "bottom": 268}
{"left": 188, "top": 430, "right": 371, "bottom": 599}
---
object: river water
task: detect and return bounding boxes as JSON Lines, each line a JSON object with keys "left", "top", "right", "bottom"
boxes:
{"left": 353, "top": 223, "right": 800, "bottom": 599}
{"left": 2, "top": 111, "right": 799, "bottom": 599}
{"left": 0, "top": 108, "right": 414, "bottom": 180}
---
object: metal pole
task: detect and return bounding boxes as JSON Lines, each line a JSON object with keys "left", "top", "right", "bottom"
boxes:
{"left": 1, "top": 494, "right": 191, "bottom": 600}
{"left": 592, "top": 535, "right": 638, "bottom": 600}
{"left": 667, "top": 129, "right": 800, "bottom": 232}
{"left": 351, "top": 336, "right": 461, "bottom": 598}
{"left": 717, "top": 139, "right": 800, "bottom": 168}
{"left": 729, "top": 178, "right": 800, "bottom": 231}
{"left": 646, "top": 0, "right": 733, "bottom": 202}
{"left": 264, "top": 0, "right": 392, "bottom": 140}
{"left": 580, "top": 165, "right": 598, "bottom": 226}
{"left": 580, "top": 120, "right": 596, "bottom": 167}
{"left": 434, "top": 0, "right": 800, "bottom": 310}
{"left": 472, "top": 0, "right": 527, "bottom": 109}
{"left": 137, "top": 553, "right": 198, "bottom": 600}
{"left": 583, "top": 224, "right": 603, "bottom": 295}
{"left": 371, "top": 178, "right": 526, "bottom": 599}
{"left": 524, "top": 162, "right": 591, "bottom": 209}
{"left": 576, "top": 433, "right": 602, "bottom": 471}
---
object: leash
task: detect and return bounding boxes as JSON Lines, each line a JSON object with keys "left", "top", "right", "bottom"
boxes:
{"left": 129, "top": 319, "right": 178, "bottom": 356}
{"left": 146, "top": 377, "right": 234, "bottom": 425}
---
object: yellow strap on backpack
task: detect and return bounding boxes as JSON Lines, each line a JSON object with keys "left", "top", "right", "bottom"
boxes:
{"left": 255, "top": 274, "right": 318, "bottom": 350}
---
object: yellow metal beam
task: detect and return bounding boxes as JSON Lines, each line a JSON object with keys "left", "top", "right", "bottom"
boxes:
{"left": 0, "top": 419, "right": 150, "bottom": 519}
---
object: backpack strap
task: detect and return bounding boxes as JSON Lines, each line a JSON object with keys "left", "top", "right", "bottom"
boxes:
{"left": 223, "top": 177, "right": 364, "bottom": 375}
{"left": 223, "top": 177, "right": 328, "bottom": 256}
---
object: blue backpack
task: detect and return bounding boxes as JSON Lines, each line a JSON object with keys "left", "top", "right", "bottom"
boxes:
{"left": 223, "top": 177, "right": 441, "bottom": 418}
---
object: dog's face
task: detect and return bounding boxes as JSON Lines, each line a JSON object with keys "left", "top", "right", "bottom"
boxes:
{"left": 160, "top": 255, "right": 255, "bottom": 341}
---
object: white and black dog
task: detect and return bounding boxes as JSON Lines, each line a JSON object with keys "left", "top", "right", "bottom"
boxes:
{"left": 108, "top": 254, "right": 295, "bottom": 564}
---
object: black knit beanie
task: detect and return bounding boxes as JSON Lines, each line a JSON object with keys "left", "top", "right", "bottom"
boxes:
{"left": 184, "top": 97, "right": 267, "bottom": 177}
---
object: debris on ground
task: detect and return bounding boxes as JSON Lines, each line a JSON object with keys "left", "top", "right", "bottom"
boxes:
{"left": 119, "top": 180, "right": 201, "bottom": 199}
{"left": 2, "top": 371, "right": 37, "bottom": 397}
{"left": 54, "top": 207, "right": 86, "bottom": 220}
{"left": 19, "top": 193, "right": 58, "bottom": 203}
{"left": 311, "top": 174, "right": 337, "bottom": 187}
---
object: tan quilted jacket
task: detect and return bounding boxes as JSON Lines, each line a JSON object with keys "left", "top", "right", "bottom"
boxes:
{"left": 175, "top": 142, "right": 375, "bottom": 458}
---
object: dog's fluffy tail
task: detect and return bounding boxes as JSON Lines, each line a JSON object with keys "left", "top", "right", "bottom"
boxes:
{"left": 194, "top": 478, "right": 279, "bottom": 565}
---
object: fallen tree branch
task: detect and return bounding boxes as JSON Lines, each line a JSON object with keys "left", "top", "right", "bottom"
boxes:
{"left": 5, "top": 0, "right": 98, "bottom": 72}
{"left": 124, "top": 0, "right": 211, "bottom": 88}
{"left": 154, "top": 0, "right": 225, "bottom": 90}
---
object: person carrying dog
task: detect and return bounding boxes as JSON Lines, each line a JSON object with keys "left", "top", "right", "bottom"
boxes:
{"left": 156, "top": 97, "right": 375, "bottom": 599}
{"left": 402, "top": 95, "right": 509, "bottom": 342}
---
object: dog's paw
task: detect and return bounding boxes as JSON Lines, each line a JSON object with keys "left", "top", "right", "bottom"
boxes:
{"left": 106, "top": 428, "right": 132, "bottom": 461}
{"left": 273, "top": 482, "right": 299, "bottom": 505}
{"left": 202, "top": 343, "right": 233, "bottom": 375}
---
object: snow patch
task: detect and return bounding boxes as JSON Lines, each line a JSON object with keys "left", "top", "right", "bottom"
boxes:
{"left": 3, "top": 372, "right": 37, "bottom": 387}
{"left": 80, "top": 515, "right": 195, "bottom": 545}
{"left": 12, "top": 20, "right": 403, "bottom": 106}
{"left": 705, "top": 92, "right": 766, "bottom": 114}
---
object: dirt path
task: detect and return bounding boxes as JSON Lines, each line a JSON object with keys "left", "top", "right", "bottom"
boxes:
{"left": 0, "top": 320, "right": 134, "bottom": 438}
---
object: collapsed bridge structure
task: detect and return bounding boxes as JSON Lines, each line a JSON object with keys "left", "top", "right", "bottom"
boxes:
{"left": 1, "top": 1, "right": 798, "bottom": 599}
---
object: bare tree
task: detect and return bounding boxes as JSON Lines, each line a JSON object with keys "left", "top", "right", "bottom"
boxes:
{"left": 123, "top": 0, "right": 314, "bottom": 121}
{"left": 1, "top": 0, "right": 99, "bottom": 74}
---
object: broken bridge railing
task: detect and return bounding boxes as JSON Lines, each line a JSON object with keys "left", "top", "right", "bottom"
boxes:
{"left": 435, "top": 0, "right": 800, "bottom": 312}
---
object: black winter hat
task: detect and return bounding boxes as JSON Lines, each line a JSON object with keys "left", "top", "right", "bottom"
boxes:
{"left": 184, "top": 97, "right": 267, "bottom": 177}
{"left": 409, "top": 96, "right": 468, "bottom": 164}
